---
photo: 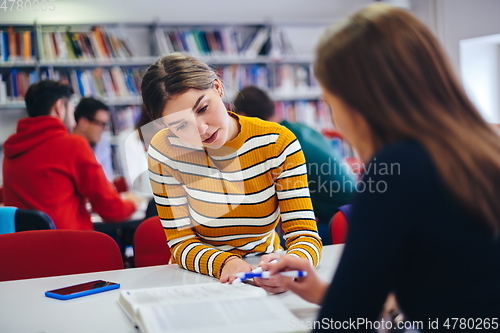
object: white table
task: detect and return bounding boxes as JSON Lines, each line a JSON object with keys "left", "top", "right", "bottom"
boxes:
{"left": 0, "top": 244, "right": 344, "bottom": 333}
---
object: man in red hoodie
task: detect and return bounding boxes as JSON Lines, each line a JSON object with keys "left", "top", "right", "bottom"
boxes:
{"left": 2, "top": 80, "right": 142, "bottom": 230}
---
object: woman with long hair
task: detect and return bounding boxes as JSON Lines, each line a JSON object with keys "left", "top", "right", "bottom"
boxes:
{"left": 141, "top": 53, "right": 322, "bottom": 287}
{"left": 260, "top": 3, "right": 500, "bottom": 331}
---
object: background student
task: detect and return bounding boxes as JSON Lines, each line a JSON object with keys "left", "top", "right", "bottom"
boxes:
{"left": 234, "top": 86, "right": 354, "bottom": 242}
{"left": 2, "top": 80, "right": 143, "bottom": 230}
{"left": 73, "top": 97, "right": 114, "bottom": 180}
{"left": 116, "top": 108, "right": 165, "bottom": 196}
{"left": 142, "top": 53, "right": 322, "bottom": 286}
{"left": 259, "top": 4, "right": 500, "bottom": 331}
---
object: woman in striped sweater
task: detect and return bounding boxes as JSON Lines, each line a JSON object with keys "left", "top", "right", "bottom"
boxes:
{"left": 141, "top": 53, "right": 322, "bottom": 290}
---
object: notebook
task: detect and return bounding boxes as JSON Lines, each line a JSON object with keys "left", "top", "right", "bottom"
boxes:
{"left": 117, "top": 282, "right": 306, "bottom": 333}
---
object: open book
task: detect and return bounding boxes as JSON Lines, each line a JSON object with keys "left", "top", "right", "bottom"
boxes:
{"left": 118, "top": 282, "right": 305, "bottom": 333}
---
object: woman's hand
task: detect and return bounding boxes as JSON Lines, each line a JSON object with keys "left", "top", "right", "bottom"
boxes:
{"left": 260, "top": 254, "right": 329, "bottom": 304}
{"left": 253, "top": 253, "right": 286, "bottom": 293}
{"left": 220, "top": 257, "right": 255, "bottom": 283}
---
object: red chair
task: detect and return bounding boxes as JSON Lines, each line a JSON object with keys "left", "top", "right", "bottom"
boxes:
{"left": 133, "top": 216, "right": 171, "bottom": 267}
{"left": 328, "top": 205, "right": 352, "bottom": 244}
{"left": 0, "top": 230, "right": 124, "bottom": 282}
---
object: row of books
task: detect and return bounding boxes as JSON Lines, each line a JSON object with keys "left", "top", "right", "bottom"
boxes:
{"left": 39, "top": 26, "right": 137, "bottom": 62}
{"left": 0, "top": 24, "right": 296, "bottom": 63}
{"left": 274, "top": 100, "right": 334, "bottom": 132}
{"left": 274, "top": 64, "right": 319, "bottom": 95}
{"left": 111, "top": 105, "right": 141, "bottom": 133}
{"left": 0, "top": 29, "right": 36, "bottom": 62}
{"left": 155, "top": 26, "right": 271, "bottom": 58}
{"left": 215, "top": 64, "right": 319, "bottom": 100}
{"left": 0, "top": 71, "right": 37, "bottom": 104}
{"left": 216, "top": 65, "right": 270, "bottom": 99}
{"left": 41, "top": 67, "right": 142, "bottom": 99}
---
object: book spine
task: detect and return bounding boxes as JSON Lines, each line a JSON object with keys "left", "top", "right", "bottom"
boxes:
{"left": 0, "top": 31, "right": 3, "bottom": 62}
{"left": 7, "top": 27, "right": 16, "bottom": 61}
{"left": 155, "top": 27, "right": 170, "bottom": 55}
{"left": 23, "top": 31, "right": 31, "bottom": 61}
{"left": 51, "top": 33, "right": 60, "bottom": 59}
{"left": 75, "top": 70, "right": 84, "bottom": 96}
{"left": 0, "top": 74, "right": 6, "bottom": 104}
{"left": 213, "top": 30, "right": 225, "bottom": 55}
{"left": 205, "top": 31, "right": 219, "bottom": 56}
{"left": 10, "top": 69, "right": 18, "bottom": 98}
{"left": 245, "top": 28, "right": 270, "bottom": 57}
{"left": 106, "top": 30, "right": 123, "bottom": 58}
{"left": 69, "top": 70, "right": 80, "bottom": 96}
{"left": 3, "top": 31, "right": 9, "bottom": 62}
{"left": 92, "top": 68, "right": 105, "bottom": 97}
{"left": 55, "top": 31, "right": 68, "bottom": 60}
{"left": 93, "top": 26, "right": 111, "bottom": 58}
{"left": 101, "top": 70, "right": 116, "bottom": 98}
{"left": 29, "top": 71, "right": 36, "bottom": 85}
{"left": 163, "top": 31, "right": 175, "bottom": 54}
{"left": 89, "top": 31, "right": 104, "bottom": 59}
{"left": 83, "top": 35, "right": 96, "bottom": 59}
{"left": 15, "top": 30, "right": 22, "bottom": 60}
{"left": 169, "top": 31, "right": 183, "bottom": 52}
{"left": 117, "top": 29, "right": 137, "bottom": 57}
{"left": 69, "top": 33, "right": 79, "bottom": 59}
{"left": 176, "top": 30, "right": 189, "bottom": 52}
{"left": 76, "top": 34, "right": 89, "bottom": 59}
{"left": 62, "top": 32, "right": 75, "bottom": 60}
{"left": 110, "top": 67, "right": 128, "bottom": 97}
{"left": 42, "top": 33, "right": 53, "bottom": 61}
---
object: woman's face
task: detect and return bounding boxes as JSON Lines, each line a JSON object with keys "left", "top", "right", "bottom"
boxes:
{"left": 320, "top": 84, "right": 374, "bottom": 161}
{"left": 161, "top": 81, "right": 236, "bottom": 149}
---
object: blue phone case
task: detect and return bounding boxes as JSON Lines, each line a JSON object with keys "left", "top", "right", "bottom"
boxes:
{"left": 45, "top": 282, "right": 120, "bottom": 300}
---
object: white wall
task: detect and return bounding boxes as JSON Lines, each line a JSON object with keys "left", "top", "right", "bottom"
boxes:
{"left": 409, "top": 0, "right": 500, "bottom": 123}
{"left": 0, "top": 0, "right": 371, "bottom": 25}
{"left": 410, "top": 0, "right": 500, "bottom": 70}
{"left": 460, "top": 35, "right": 500, "bottom": 123}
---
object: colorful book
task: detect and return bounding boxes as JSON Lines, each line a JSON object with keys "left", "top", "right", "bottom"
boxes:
{"left": 7, "top": 27, "right": 16, "bottom": 61}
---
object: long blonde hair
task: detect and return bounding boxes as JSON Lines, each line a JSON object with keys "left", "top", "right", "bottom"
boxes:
{"left": 314, "top": 3, "right": 500, "bottom": 235}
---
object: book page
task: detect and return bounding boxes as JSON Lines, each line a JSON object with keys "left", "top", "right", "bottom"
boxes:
{"left": 137, "top": 296, "right": 305, "bottom": 333}
{"left": 118, "top": 282, "right": 267, "bottom": 319}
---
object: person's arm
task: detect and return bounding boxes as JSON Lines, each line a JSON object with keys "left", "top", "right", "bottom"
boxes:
{"left": 147, "top": 142, "right": 252, "bottom": 279}
{"left": 261, "top": 254, "right": 329, "bottom": 304}
{"left": 275, "top": 130, "right": 323, "bottom": 266}
{"left": 73, "top": 138, "right": 137, "bottom": 222}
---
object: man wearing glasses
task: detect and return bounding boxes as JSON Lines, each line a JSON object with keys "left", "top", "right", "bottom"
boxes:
{"left": 73, "top": 98, "right": 114, "bottom": 180}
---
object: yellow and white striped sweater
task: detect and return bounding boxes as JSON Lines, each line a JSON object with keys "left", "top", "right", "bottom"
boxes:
{"left": 148, "top": 113, "right": 322, "bottom": 278}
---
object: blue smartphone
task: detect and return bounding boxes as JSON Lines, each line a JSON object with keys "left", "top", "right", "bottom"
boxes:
{"left": 45, "top": 280, "right": 120, "bottom": 300}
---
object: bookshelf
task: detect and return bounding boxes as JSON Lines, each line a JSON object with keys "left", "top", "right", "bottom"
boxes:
{"left": 0, "top": 21, "right": 334, "bottom": 157}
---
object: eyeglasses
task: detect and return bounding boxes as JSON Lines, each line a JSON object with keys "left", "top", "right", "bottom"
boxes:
{"left": 88, "top": 118, "right": 110, "bottom": 129}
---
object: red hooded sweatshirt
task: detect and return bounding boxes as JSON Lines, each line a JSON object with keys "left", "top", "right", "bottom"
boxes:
{"left": 2, "top": 116, "right": 136, "bottom": 230}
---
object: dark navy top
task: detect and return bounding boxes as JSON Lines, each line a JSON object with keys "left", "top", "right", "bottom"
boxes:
{"left": 315, "top": 141, "right": 500, "bottom": 332}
